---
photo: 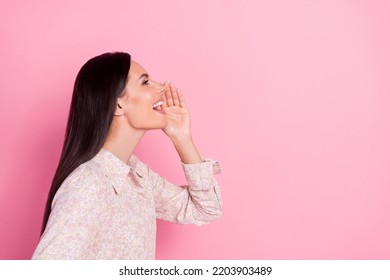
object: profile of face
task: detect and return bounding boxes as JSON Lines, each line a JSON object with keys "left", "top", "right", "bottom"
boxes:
{"left": 115, "top": 60, "right": 167, "bottom": 130}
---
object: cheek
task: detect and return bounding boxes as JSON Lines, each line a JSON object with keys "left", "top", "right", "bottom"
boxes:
{"left": 127, "top": 94, "right": 150, "bottom": 113}
{"left": 130, "top": 91, "right": 154, "bottom": 107}
{"left": 126, "top": 102, "right": 148, "bottom": 120}
{"left": 124, "top": 95, "right": 156, "bottom": 126}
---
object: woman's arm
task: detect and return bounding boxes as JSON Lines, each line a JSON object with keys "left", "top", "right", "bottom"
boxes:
{"left": 147, "top": 81, "right": 222, "bottom": 224}
{"left": 142, "top": 155, "right": 222, "bottom": 225}
{"left": 32, "top": 167, "right": 106, "bottom": 259}
{"left": 171, "top": 136, "right": 203, "bottom": 164}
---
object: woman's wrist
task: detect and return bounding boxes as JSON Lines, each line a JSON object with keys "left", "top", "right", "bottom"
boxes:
{"left": 170, "top": 133, "right": 192, "bottom": 144}
{"left": 171, "top": 135, "right": 203, "bottom": 164}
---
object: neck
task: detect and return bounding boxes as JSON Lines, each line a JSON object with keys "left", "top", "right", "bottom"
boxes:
{"left": 102, "top": 119, "right": 145, "bottom": 164}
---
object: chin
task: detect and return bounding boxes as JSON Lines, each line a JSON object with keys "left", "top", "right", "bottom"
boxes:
{"left": 157, "top": 118, "right": 168, "bottom": 128}
{"left": 146, "top": 121, "right": 167, "bottom": 130}
{"left": 156, "top": 121, "right": 168, "bottom": 129}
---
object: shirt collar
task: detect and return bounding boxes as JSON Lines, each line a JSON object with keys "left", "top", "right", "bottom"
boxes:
{"left": 92, "top": 148, "right": 147, "bottom": 193}
{"left": 94, "top": 148, "right": 132, "bottom": 177}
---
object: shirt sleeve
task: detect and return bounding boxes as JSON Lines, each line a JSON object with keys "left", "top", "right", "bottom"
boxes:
{"left": 32, "top": 168, "right": 106, "bottom": 260}
{"left": 146, "top": 157, "right": 222, "bottom": 226}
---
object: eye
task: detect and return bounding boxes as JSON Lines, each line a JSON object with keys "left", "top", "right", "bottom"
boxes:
{"left": 143, "top": 79, "right": 150, "bottom": 85}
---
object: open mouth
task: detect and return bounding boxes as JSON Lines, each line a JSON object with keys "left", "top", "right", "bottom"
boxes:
{"left": 152, "top": 101, "right": 164, "bottom": 113}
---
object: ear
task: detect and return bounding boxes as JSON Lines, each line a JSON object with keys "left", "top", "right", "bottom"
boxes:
{"left": 114, "top": 102, "right": 124, "bottom": 116}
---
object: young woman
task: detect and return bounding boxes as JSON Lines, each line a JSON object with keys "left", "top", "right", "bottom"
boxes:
{"left": 32, "top": 52, "right": 222, "bottom": 259}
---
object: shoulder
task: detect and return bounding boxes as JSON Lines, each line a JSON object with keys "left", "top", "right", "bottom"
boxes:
{"left": 52, "top": 160, "right": 107, "bottom": 208}
{"left": 68, "top": 159, "right": 105, "bottom": 185}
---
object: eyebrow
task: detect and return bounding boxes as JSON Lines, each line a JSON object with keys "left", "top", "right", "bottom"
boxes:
{"left": 139, "top": 73, "right": 149, "bottom": 80}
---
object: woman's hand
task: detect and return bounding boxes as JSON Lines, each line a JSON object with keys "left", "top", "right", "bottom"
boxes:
{"left": 161, "top": 82, "right": 192, "bottom": 141}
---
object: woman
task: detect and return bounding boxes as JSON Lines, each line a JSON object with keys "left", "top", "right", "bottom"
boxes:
{"left": 32, "top": 52, "right": 222, "bottom": 259}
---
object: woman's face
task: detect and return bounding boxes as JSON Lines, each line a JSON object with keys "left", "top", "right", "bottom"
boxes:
{"left": 118, "top": 60, "right": 167, "bottom": 130}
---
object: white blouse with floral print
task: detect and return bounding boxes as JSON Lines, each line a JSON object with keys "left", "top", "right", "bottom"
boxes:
{"left": 32, "top": 148, "right": 222, "bottom": 259}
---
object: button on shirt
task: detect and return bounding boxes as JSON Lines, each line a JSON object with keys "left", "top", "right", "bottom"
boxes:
{"left": 32, "top": 148, "right": 222, "bottom": 259}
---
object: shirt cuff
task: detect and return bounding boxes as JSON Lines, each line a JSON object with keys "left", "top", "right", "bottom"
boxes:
{"left": 181, "top": 157, "right": 221, "bottom": 190}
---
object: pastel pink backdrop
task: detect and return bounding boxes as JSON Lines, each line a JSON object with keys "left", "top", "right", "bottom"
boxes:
{"left": 1, "top": 0, "right": 389, "bottom": 259}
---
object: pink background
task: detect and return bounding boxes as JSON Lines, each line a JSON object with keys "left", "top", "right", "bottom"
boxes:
{"left": 1, "top": 0, "right": 389, "bottom": 259}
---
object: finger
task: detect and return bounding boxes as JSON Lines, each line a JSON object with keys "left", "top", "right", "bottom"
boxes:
{"left": 169, "top": 82, "right": 180, "bottom": 106}
{"left": 162, "top": 91, "right": 168, "bottom": 109}
{"left": 161, "top": 82, "right": 168, "bottom": 109}
{"left": 165, "top": 81, "right": 174, "bottom": 107}
{"left": 177, "top": 88, "right": 187, "bottom": 109}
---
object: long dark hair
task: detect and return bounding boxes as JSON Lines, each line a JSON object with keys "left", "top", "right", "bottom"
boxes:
{"left": 41, "top": 52, "right": 131, "bottom": 235}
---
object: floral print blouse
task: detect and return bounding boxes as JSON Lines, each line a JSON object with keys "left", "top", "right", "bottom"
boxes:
{"left": 32, "top": 148, "right": 222, "bottom": 259}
